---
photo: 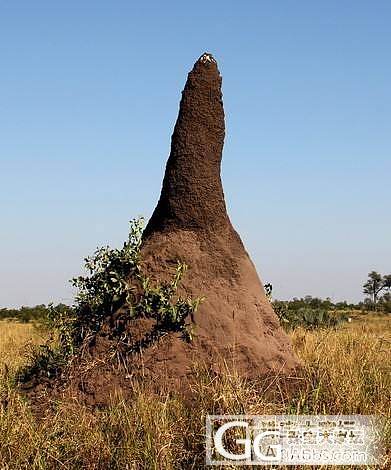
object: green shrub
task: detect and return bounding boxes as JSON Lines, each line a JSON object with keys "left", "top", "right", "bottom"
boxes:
{"left": 18, "top": 218, "right": 203, "bottom": 383}
{"left": 71, "top": 217, "right": 202, "bottom": 345}
{"left": 273, "top": 301, "right": 347, "bottom": 330}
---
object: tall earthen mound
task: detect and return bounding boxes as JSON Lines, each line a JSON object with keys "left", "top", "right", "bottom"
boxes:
{"left": 137, "top": 53, "right": 299, "bottom": 381}
{"left": 22, "top": 54, "right": 299, "bottom": 407}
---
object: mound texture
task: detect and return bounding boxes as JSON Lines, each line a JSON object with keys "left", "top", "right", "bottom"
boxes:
{"left": 136, "top": 53, "right": 298, "bottom": 381}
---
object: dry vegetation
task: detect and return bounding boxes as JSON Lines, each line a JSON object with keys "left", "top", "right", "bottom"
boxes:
{"left": 0, "top": 321, "right": 44, "bottom": 393}
{"left": 0, "top": 314, "right": 389, "bottom": 469}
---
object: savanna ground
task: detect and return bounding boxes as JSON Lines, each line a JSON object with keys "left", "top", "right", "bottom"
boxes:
{"left": 0, "top": 312, "right": 389, "bottom": 469}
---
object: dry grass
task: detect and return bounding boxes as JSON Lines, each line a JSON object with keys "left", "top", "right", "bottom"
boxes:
{"left": 0, "top": 314, "right": 389, "bottom": 469}
{"left": 290, "top": 315, "right": 391, "bottom": 416}
{"left": 0, "top": 321, "right": 44, "bottom": 396}
{"left": 0, "top": 321, "right": 44, "bottom": 371}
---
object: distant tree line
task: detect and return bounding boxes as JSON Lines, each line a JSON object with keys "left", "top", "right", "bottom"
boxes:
{"left": 0, "top": 304, "right": 70, "bottom": 323}
{"left": 264, "top": 284, "right": 365, "bottom": 311}
{"left": 264, "top": 272, "right": 390, "bottom": 331}
{"left": 2, "top": 270, "right": 389, "bottom": 325}
{"left": 264, "top": 270, "right": 391, "bottom": 316}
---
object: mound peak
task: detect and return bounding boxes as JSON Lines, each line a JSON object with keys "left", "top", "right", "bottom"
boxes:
{"left": 144, "top": 52, "right": 227, "bottom": 237}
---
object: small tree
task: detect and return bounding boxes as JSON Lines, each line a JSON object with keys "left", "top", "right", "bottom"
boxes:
{"left": 363, "top": 271, "right": 391, "bottom": 310}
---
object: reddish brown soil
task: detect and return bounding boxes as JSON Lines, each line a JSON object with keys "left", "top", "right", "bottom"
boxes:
{"left": 138, "top": 53, "right": 299, "bottom": 382}
{"left": 22, "top": 53, "right": 299, "bottom": 408}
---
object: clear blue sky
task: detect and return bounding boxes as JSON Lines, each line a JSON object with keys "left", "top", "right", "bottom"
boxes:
{"left": 1, "top": 1, "right": 390, "bottom": 307}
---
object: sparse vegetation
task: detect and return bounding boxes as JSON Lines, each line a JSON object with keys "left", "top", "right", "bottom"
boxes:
{"left": 265, "top": 285, "right": 349, "bottom": 330}
{"left": 273, "top": 302, "right": 348, "bottom": 330}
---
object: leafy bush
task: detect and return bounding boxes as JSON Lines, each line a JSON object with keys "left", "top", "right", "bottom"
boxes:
{"left": 69, "top": 216, "right": 145, "bottom": 344}
{"left": 71, "top": 217, "right": 202, "bottom": 345}
{"left": 18, "top": 218, "right": 203, "bottom": 382}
